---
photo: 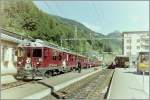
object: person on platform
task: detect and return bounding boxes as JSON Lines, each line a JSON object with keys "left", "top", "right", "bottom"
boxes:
{"left": 77, "top": 61, "right": 81, "bottom": 73}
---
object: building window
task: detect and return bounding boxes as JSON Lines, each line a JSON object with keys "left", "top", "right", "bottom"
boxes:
{"left": 136, "top": 46, "right": 140, "bottom": 49}
{"left": 126, "top": 52, "right": 131, "bottom": 56}
{"left": 127, "top": 39, "right": 131, "bottom": 43}
{"left": 137, "top": 39, "right": 140, "bottom": 42}
{"left": 127, "top": 46, "right": 131, "bottom": 49}
{"left": 144, "top": 39, "right": 149, "bottom": 44}
{"left": 141, "top": 45, "right": 149, "bottom": 49}
{"left": 144, "top": 46, "right": 149, "bottom": 50}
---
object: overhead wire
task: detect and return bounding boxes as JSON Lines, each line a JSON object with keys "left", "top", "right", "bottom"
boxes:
{"left": 43, "top": 1, "right": 72, "bottom": 49}
{"left": 90, "top": 1, "right": 103, "bottom": 33}
{"left": 43, "top": 1, "right": 58, "bottom": 16}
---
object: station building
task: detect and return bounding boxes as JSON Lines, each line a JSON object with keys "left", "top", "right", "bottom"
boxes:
{"left": 122, "top": 31, "right": 149, "bottom": 65}
{"left": 0, "top": 28, "right": 33, "bottom": 84}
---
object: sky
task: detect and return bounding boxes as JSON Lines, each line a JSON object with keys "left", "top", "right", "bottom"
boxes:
{"left": 33, "top": 1, "right": 149, "bottom": 35}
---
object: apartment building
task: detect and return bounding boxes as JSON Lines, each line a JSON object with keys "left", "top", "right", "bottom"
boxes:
{"left": 123, "top": 31, "right": 149, "bottom": 62}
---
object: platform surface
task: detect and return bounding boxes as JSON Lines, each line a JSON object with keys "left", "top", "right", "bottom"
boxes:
{"left": 1, "top": 67, "right": 101, "bottom": 99}
{"left": 108, "top": 68, "right": 149, "bottom": 99}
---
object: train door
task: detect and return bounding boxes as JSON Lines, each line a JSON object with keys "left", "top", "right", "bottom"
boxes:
{"left": 43, "top": 47, "right": 50, "bottom": 67}
{"left": 32, "top": 47, "right": 43, "bottom": 68}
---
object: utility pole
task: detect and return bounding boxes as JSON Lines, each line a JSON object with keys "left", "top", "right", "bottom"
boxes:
{"left": 74, "top": 25, "right": 77, "bottom": 39}
{"left": 74, "top": 25, "right": 79, "bottom": 62}
{"left": 90, "top": 32, "right": 93, "bottom": 47}
{"left": 60, "top": 36, "right": 63, "bottom": 47}
{"left": 74, "top": 25, "right": 78, "bottom": 52}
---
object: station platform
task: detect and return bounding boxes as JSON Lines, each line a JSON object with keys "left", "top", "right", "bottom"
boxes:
{"left": 1, "top": 67, "right": 101, "bottom": 99}
{"left": 108, "top": 68, "right": 149, "bottom": 99}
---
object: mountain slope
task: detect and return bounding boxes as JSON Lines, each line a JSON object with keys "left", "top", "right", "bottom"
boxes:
{"left": 107, "top": 31, "right": 123, "bottom": 53}
{"left": 1, "top": 0, "right": 122, "bottom": 55}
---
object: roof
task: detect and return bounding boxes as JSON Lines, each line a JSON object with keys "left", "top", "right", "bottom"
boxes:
{"left": 115, "top": 55, "right": 129, "bottom": 61}
{"left": 18, "top": 39, "right": 89, "bottom": 59}
{"left": 115, "top": 55, "right": 129, "bottom": 58}
{"left": 0, "top": 28, "right": 34, "bottom": 41}
{"left": 138, "top": 51, "right": 150, "bottom": 54}
{"left": 122, "top": 31, "right": 149, "bottom": 34}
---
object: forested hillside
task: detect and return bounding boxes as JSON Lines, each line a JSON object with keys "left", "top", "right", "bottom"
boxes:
{"left": 1, "top": 0, "right": 122, "bottom": 56}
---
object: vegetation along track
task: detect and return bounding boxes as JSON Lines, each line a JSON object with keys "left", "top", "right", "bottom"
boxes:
{"left": 52, "top": 69, "right": 114, "bottom": 99}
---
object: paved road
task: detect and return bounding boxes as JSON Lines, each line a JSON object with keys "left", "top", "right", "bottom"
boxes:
{"left": 1, "top": 67, "right": 101, "bottom": 99}
{"left": 108, "top": 68, "right": 149, "bottom": 99}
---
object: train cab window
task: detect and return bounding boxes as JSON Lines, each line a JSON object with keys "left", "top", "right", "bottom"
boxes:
{"left": 140, "top": 55, "right": 148, "bottom": 63}
{"left": 33, "top": 49, "right": 42, "bottom": 57}
{"left": 17, "top": 48, "right": 25, "bottom": 57}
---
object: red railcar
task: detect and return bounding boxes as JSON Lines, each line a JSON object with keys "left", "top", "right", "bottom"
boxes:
{"left": 16, "top": 39, "right": 100, "bottom": 80}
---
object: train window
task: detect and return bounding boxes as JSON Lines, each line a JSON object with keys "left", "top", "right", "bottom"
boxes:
{"left": 69, "top": 55, "right": 72, "bottom": 61}
{"left": 44, "top": 49, "right": 48, "bottom": 57}
{"left": 71, "top": 57, "right": 74, "bottom": 61}
{"left": 33, "top": 49, "right": 42, "bottom": 57}
{"left": 58, "top": 55, "right": 62, "bottom": 61}
{"left": 52, "top": 56, "right": 57, "bottom": 60}
{"left": 26, "top": 48, "right": 30, "bottom": 57}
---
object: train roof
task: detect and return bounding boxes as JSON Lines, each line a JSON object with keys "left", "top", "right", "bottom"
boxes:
{"left": 115, "top": 55, "right": 129, "bottom": 59}
{"left": 138, "top": 52, "right": 150, "bottom": 55}
{"left": 18, "top": 39, "right": 89, "bottom": 59}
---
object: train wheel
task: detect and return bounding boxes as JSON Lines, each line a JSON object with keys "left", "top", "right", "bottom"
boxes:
{"left": 137, "top": 69, "right": 142, "bottom": 74}
{"left": 44, "top": 71, "right": 50, "bottom": 78}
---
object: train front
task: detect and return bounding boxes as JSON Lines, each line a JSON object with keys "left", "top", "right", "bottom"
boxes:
{"left": 16, "top": 41, "right": 43, "bottom": 80}
{"left": 137, "top": 52, "right": 149, "bottom": 74}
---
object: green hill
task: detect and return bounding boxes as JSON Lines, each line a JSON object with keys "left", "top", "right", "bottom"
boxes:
{"left": 107, "top": 31, "right": 123, "bottom": 54}
{"left": 1, "top": 0, "right": 122, "bottom": 56}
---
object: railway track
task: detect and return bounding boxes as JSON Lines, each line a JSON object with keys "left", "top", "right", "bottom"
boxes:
{"left": 53, "top": 69, "right": 114, "bottom": 99}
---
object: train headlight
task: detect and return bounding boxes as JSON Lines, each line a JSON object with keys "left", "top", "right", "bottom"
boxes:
{"left": 37, "top": 62, "right": 40, "bottom": 64}
{"left": 26, "top": 58, "right": 31, "bottom": 64}
{"left": 39, "top": 58, "right": 42, "bottom": 62}
{"left": 18, "top": 61, "right": 22, "bottom": 64}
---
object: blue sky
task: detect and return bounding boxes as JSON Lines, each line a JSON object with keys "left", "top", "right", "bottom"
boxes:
{"left": 33, "top": 1, "right": 149, "bottom": 35}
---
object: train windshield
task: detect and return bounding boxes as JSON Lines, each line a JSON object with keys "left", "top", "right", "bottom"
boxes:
{"left": 139, "top": 53, "right": 149, "bottom": 63}
{"left": 33, "top": 49, "right": 42, "bottom": 57}
{"left": 17, "top": 48, "right": 25, "bottom": 57}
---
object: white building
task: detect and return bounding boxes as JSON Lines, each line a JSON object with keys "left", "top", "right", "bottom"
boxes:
{"left": 123, "top": 31, "right": 149, "bottom": 63}
{"left": 0, "top": 28, "right": 33, "bottom": 84}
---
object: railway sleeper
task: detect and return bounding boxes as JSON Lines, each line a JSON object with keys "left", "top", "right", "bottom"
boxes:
{"left": 52, "top": 70, "right": 103, "bottom": 99}
{"left": 54, "top": 69, "right": 114, "bottom": 99}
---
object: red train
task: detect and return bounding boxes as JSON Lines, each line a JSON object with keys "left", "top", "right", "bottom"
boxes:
{"left": 16, "top": 39, "right": 100, "bottom": 80}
